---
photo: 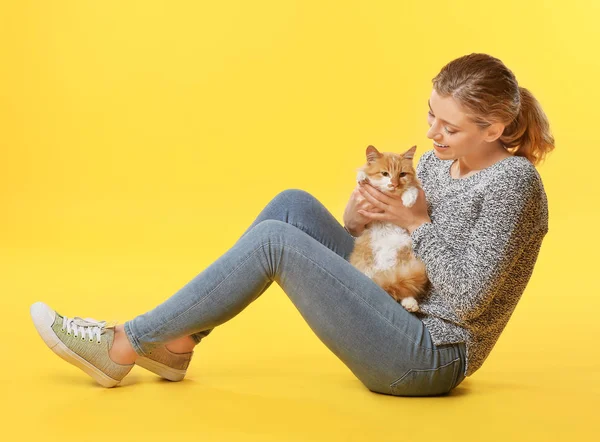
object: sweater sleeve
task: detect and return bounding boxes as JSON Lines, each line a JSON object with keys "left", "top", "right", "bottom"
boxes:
{"left": 415, "top": 150, "right": 429, "bottom": 183}
{"left": 409, "top": 169, "right": 543, "bottom": 322}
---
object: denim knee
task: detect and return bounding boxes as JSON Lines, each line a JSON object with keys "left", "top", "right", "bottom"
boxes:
{"left": 273, "top": 188, "right": 317, "bottom": 208}
{"left": 250, "top": 219, "right": 295, "bottom": 239}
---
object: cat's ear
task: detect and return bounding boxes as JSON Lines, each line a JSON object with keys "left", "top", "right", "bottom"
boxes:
{"left": 402, "top": 145, "right": 417, "bottom": 160}
{"left": 366, "top": 145, "right": 382, "bottom": 163}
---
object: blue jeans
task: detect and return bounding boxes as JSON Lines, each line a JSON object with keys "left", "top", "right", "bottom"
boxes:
{"left": 124, "top": 189, "right": 466, "bottom": 396}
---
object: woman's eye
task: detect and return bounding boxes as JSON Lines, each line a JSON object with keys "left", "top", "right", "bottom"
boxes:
{"left": 428, "top": 111, "right": 456, "bottom": 135}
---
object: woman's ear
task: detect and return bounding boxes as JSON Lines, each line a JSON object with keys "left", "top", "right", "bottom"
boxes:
{"left": 483, "top": 122, "right": 505, "bottom": 143}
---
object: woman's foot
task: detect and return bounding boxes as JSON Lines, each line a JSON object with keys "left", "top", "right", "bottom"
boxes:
{"left": 135, "top": 335, "right": 197, "bottom": 382}
{"left": 30, "top": 302, "right": 135, "bottom": 388}
{"left": 106, "top": 324, "right": 196, "bottom": 363}
{"left": 165, "top": 335, "right": 196, "bottom": 354}
{"left": 108, "top": 324, "right": 138, "bottom": 365}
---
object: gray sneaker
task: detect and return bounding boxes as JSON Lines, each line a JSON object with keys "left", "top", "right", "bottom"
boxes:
{"left": 30, "top": 301, "right": 134, "bottom": 388}
{"left": 136, "top": 346, "right": 194, "bottom": 382}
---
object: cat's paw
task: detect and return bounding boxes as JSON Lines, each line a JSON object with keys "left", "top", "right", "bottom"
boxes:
{"left": 356, "top": 171, "right": 369, "bottom": 185}
{"left": 400, "top": 297, "right": 419, "bottom": 312}
{"left": 401, "top": 187, "right": 419, "bottom": 208}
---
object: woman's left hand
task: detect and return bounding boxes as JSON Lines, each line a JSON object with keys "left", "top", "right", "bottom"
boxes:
{"left": 357, "top": 182, "right": 432, "bottom": 234}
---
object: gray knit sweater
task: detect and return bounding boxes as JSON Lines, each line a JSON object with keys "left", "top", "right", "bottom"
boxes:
{"left": 409, "top": 149, "right": 549, "bottom": 377}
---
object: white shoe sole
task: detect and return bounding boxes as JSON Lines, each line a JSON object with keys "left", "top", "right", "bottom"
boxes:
{"left": 136, "top": 356, "right": 187, "bottom": 382}
{"left": 30, "top": 301, "right": 122, "bottom": 388}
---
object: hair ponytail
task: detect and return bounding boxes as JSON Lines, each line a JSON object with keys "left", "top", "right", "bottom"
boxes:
{"left": 499, "top": 86, "right": 555, "bottom": 166}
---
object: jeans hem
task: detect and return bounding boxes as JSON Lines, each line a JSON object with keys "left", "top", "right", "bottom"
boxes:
{"left": 123, "top": 320, "right": 148, "bottom": 357}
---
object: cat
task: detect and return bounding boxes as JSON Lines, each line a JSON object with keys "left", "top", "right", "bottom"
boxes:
{"left": 348, "top": 144, "right": 430, "bottom": 312}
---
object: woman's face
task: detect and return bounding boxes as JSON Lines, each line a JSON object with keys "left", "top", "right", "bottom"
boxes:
{"left": 426, "top": 89, "right": 489, "bottom": 160}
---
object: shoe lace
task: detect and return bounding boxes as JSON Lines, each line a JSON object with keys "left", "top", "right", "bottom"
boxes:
{"left": 61, "top": 316, "right": 110, "bottom": 343}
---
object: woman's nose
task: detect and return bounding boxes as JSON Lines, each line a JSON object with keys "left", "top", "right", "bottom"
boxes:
{"left": 426, "top": 126, "right": 436, "bottom": 140}
{"left": 427, "top": 124, "right": 443, "bottom": 141}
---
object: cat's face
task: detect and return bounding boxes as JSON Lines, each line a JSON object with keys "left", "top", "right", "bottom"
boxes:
{"left": 357, "top": 145, "right": 419, "bottom": 195}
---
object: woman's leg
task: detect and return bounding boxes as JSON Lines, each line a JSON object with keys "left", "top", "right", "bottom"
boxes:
{"left": 123, "top": 189, "right": 466, "bottom": 395}
{"left": 185, "top": 189, "right": 357, "bottom": 345}
{"left": 112, "top": 188, "right": 347, "bottom": 362}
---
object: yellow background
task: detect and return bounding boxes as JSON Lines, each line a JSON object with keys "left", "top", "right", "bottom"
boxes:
{"left": 1, "top": 1, "right": 597, "bottom": 441}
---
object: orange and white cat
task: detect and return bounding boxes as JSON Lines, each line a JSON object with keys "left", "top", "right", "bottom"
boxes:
{"left": 348, "top": 144, "right": 430, "bottom": 312}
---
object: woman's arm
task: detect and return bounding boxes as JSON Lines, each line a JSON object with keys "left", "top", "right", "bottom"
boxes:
{"left": 410, "top": 170, "right": 547, "bottom": 322}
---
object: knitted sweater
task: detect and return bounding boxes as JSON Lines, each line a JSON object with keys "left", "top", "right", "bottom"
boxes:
{"left": 409, "top": 149, "right": 549, "bottom": 377}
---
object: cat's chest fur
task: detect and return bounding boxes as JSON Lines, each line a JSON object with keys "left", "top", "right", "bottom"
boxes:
{"left": 364, "top": 222, "right": 412, "bottom": 277}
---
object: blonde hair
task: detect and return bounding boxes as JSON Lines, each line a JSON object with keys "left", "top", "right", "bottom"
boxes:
{"left": 432, "top": 53, "right": 555, "bottom": 166}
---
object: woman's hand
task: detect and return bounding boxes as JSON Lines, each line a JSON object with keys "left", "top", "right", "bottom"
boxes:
{"left": 356, "top": 182, "right": 432, "bottom": 234}
{"left": 343, "top": 183, "right": 386, "bottom": 235}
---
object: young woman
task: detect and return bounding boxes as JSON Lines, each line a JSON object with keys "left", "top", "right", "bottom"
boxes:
{"left": 30, "top": 53, "right": 554, "bottom": 396}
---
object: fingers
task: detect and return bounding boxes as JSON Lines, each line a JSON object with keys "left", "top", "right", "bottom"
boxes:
{"left": 358, "top": 184, "right": 388, "bottom": 210}
{"left": 360, "top": 182, "right": 398, "bottom": 203}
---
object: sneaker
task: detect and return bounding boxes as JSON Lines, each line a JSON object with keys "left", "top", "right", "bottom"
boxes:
{"left": 135, "top": 345, "right": 194, "bottom": 382}
{"left": 30, "top": 301, "right": 135, "bottom": 388}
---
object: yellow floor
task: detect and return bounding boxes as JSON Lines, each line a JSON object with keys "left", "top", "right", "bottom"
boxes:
{"left": 2, "top": 224, "right": 596, "bottom": 442}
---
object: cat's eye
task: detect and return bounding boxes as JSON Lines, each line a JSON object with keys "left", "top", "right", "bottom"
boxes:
{"left": 381, "top": 172, "right": 389, "bottom": 177}
{"left": 399, "top": 172, "right": 407, "bottom": 177}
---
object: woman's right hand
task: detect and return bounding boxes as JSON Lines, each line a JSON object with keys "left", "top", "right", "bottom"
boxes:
{"left": 343, "top": 182, "right": 385, "bottom": 236}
